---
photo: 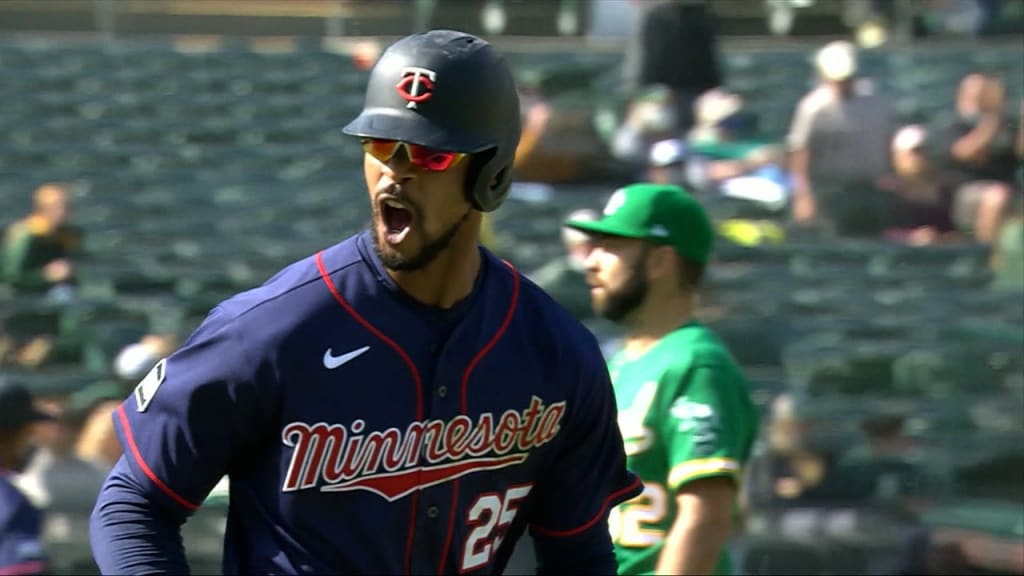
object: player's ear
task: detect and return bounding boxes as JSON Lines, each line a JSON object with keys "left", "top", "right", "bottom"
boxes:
{"left": 646, "top": 244, "right": 676, "bottom": 282}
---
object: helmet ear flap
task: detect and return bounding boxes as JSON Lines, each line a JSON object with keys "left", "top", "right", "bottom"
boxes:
{"left": 465, "top": 149, "right": 513, "bottom": 212}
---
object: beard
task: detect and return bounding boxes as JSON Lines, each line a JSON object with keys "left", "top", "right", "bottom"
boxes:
{"left": 371, "top": 209, "right": 471, "bottom": 272}
{"left": 593, "top": 253, "right": 649, "bottom": 323}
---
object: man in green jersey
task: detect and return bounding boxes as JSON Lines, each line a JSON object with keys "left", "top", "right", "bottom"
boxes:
{"left": 565, "top": 183, "right": 758, "bottom": 575}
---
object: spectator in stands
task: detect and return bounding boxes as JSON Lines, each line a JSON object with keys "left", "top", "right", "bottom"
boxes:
{"left": 73, "top": 399, "right": 122, "bottom": 474}
{"left": 111, "top": 333, "right": 177, "bottom": 383}
{"left": 350, "top": 40, "right": 381, "bottom": 71}
{"left": 1, "top": 183, "right": 82, "bottom": 299}
{"left": 686, "top": 88, "right": 790, "bottom": 212}
{"left": 876, "top": 124, "right": 961, "bottom": 245}
{"left": 787, "top": 40, "right": 895, "bottom": 234}
{"left": 837, "top": 411, "right": 950, "bottom": 513}
{"left": 513, "top": 98, "right": 552, "bottom": 172}
{"left": 0, "top": 379, "right": 52, "bottom": 575}
{"left": 929, "top": 72, "right": 1016, "bottom": 244}
{"left": 0, "top": 316, "right": 56, "bottom": 370}
{"left": 621, "top": 0, "right": 723, "bottom": 135}
{"left": 745, "top": 392, "right": 866, "bottom": 508}
{"left": 611, "top": 84, "right": 681, "bottom": 168}
{"left": 646, "top": 138, "right": 688, "bottom": 186}
{"left": 525, "top": 209, "right": 599, "bottom": 320}
{"left": 12, "top": 395, "right": 107, "bottom": 515}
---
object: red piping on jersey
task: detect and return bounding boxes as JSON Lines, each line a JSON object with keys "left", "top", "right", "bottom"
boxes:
{"left": 315, "top": 251, "right": 425, "bottom": 575}
{"left": 116, "top": 404, "right": 200, "bottom": 511}
{"left": 529, "top": 475, "right": 643, "bottom": 538}
{"left": 438, "top": 261, "right": 521, "bottom": 574}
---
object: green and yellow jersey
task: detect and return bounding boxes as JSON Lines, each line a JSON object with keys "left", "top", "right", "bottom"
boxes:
{"left": 608, "top": 321, "right": 758, "bottom": 575}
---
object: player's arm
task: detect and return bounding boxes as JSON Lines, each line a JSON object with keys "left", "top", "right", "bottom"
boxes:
{"left": 528, "top": 336, "right": 643, "bottom": 575}
{"left": 656, "top": 476, "right": 735, "bottom": 575}
{"left": 89, "top": 307, "right": 278, "bottom": 574}
{"left": 90, "top": 456, "right": 188, "bottom": 573}
{"left": 658, "top": 365, "right": 753, "bottom": 575}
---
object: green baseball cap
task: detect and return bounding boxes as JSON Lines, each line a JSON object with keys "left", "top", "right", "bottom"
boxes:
{"left": 564, "top": 183, "right": 714, "bottom": 263}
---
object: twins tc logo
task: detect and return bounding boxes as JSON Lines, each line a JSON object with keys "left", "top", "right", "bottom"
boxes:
{"left": 395, "top": 66, "right": 436, "bottom": 110}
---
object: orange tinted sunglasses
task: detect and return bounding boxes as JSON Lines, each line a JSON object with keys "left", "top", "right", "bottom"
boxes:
{"left": 361, "top": 139, "right": 467, "bottom": 172}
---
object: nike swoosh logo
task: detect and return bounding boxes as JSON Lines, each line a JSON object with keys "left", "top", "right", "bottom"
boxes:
{"left": 323, "top": 346, "right": 371, "bottom": 369}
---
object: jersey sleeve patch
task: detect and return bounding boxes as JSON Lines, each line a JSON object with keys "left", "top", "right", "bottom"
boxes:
{"left": 669, "top": 397, "right": 720, "bottom": 457}
{"left": 134, "top": 358, "right": 167, "bottom": 413}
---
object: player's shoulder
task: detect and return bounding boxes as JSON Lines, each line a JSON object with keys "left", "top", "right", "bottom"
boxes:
{"left": 665, "top": 321, "right": 741, "bottom": 371}
{"left": 197, "top": 235, "right": 365, "bottom": 336}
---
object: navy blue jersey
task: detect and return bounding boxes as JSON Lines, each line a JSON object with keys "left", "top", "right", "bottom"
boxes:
{"left": 93, "top": 231, "right": 641, "bottom": 574}
{"left": 0, "top": 472, "right": 47, "bottom": 576}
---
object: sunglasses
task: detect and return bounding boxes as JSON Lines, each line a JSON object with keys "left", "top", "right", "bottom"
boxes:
{"left": 361, "top": 139, "right": 467, "bottom": 172}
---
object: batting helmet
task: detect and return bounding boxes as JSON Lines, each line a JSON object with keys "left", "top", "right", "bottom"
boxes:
{"left": 343, "top": 29, "right": 522, "bottom": 212}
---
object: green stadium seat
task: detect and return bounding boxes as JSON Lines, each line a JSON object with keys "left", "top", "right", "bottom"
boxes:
{"left": 3, "top": 365, "right": 101, "bottom": 397}
{"left": 2, "top": 298, "right": 63, "bottom": 338}
{"left": 739, "top": 539, "right": 828, "bottom": 575}
{"left": 924, "top": 496, "right": 1024, "bottom": 543}
{"left": 704, "top": 316, "right": 793, "bottom": 368}
{"left": 783, "top": 332, "right": 925, "bottom": 397}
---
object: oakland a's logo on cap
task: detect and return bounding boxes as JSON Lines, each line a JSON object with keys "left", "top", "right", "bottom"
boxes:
{"left": 604, "top": 189, "right": 628, "bottom": 216}
{"left": 395, "top": 66, "right": 436, "bottom": 110}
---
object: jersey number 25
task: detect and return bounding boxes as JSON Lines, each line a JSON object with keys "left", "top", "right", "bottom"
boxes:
{"left": 461, "top": 483, "right": 534, "bottom": 572}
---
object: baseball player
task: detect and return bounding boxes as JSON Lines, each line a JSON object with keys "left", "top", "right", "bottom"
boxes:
{"left": 89, "top": 29, "right": 642, "bottom": 574}
{"left": 565, "top": 183, "right": 758, "bottom": 575}
{"left": 0, "top": 380, "right": 52, "bottom": 576}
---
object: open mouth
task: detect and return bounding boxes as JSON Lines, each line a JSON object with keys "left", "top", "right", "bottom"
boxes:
{"left": 380, "top": 197, "right": 413, "bottom": 245}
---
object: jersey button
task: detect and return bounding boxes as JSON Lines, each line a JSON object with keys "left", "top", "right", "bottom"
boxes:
{"left": 426, "top": 505, "right": 440, "bottom": 519}
{"left": 438, "top": 385, "right": 448, "bottom": 398}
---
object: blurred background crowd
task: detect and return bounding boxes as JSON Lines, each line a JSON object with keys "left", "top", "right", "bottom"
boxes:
{"left": 0, "top": 0, "right": 1021, "bottom": 574}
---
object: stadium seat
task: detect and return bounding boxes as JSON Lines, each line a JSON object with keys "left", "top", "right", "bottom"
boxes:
{"left": 739, "top": 539, "right": 827, "bottom": 575}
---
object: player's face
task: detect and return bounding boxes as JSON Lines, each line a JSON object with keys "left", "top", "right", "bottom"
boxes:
{"left": 584, "top": 235, "right": 651, "bottom": 323}
{"left": 363, "top": 140, "right": 473, "bottom": 271}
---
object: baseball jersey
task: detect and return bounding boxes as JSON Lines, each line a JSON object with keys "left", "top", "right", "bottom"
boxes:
{"left": 94, "top": 230, "right": 642, "bottom": 574}
{"left": 0, "top": 471, "right": 48, "bottom": 576}
{"left": 607, "top": 321, "right": 757, "bottom": 575}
